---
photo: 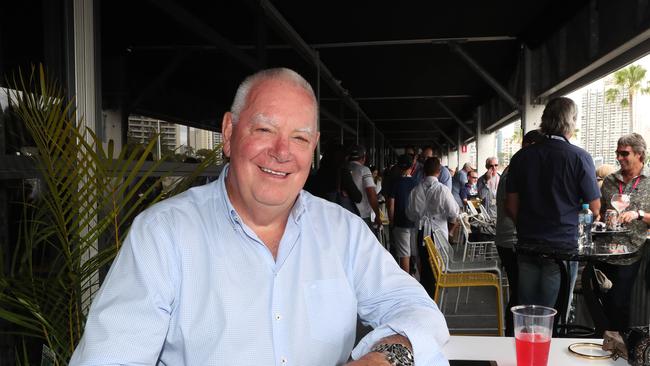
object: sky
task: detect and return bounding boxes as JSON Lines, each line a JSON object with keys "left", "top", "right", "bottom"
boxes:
{"left": 498, "top": 52, "right": 650, "bottom": 147}
{"left": 565, "top": 52, "right": 650, "bottom": 144}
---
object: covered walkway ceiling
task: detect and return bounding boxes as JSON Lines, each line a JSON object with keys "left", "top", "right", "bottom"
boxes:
{"left": 83, "top": 1, "right": 650, "bottom": 149}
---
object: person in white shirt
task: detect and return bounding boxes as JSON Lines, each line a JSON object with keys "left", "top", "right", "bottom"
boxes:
{"left": 70, "top": 67, "right": 449, "bottom": 366}
{"left": 349, "top": 144, "right": 383, "bottom": 231}
{"left": 407, "top": 157, "right": 460, "bottom": 297}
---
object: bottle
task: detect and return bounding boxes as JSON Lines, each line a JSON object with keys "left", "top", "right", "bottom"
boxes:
{"left": 578, "top": 203, "right": 593, "bottom": 250}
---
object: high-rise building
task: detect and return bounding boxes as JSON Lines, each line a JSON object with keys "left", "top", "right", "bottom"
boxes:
{"left": 580, "top": 81, "right": 631, "bottom": 166}
{"left": 213, "top": 131, "right": 223, "bottom": 148}
{"left": 127, "top": 115, "right": 178, "bottom": 158}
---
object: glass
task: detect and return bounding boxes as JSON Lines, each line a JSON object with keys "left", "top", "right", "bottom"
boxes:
{"left": 604, "top": 209, "right": 618, "bottom": 231}
{"left": 610, "top": 194, "right": 630, "bottom": 229}
{"left": 615, "top": 150, "right": 630, "bottom": 157}
{"left": 512, "top": 305, "right": 557, "bottom": 366}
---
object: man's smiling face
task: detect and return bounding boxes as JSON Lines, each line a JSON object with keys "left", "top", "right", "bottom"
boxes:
{"left": 222, "top": 77, "right": 319, "bottom": 213}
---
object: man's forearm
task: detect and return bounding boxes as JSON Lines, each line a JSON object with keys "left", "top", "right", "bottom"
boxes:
{"left": 348, "top": 334, "right": 413, "bottom": 366}
{"left": 366, "top": 187, "right": 381, "bottom": 218}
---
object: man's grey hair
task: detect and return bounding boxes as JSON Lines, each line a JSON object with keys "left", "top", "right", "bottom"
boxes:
{"left": 618, "top": 132, "right": 647, "bottom": 161}
{"left": 462, "top": 162, "right": 473, "bottom": 170}
{"left": 539, "top": 97, "right": 577, "bottom": 137}
{"left": 485, "top": 157, "right": 498, "bottom": 167}
{"left": 230, "top": 67, "right": 318, "bottom": 124}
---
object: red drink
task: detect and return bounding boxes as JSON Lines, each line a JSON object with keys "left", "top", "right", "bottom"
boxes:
{"left": 515, "top": 333, "right": 551, "bottom": 366}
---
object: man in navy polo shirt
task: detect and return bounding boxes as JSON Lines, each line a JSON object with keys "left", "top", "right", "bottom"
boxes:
{"left": 505, "top": 97, "right": 600, "bottom": 309}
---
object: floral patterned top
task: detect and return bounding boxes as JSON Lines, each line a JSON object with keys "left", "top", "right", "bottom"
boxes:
{"left": 599, "top": 167, "right": 650, "bottom": 265}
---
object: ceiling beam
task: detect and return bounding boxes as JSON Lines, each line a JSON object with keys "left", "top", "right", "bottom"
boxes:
{"left": 130, "top": 51, "right": 187, "bottom": 111}
{"left": 355, "top": 117, "right": 452, "bottom": 122}
{"left": 353, "top": 95, "right": 473, "bottom": 101}
{"left": 320, "top": 108, "right": 356, "bottom": 135}
{"left": 449, "top": 41, "right": 519, "bottom": 110}
{"left": 147, "top": 0, "right": 258, "bottom": 70}
{"left": 382, "top": 130, "right": 441, "bottom": 134}
{"left": 435, "top": 100, "right": 474, "bottom": 135}
{"left": 249, "top": 0, "right": 392, "bottom": 151}
{"left": 308, "top": 36, "right": 516, "bottom": 49}
{"left": 431, "top": 123, "right": 456, "bottom": 147}
{"left": 228, "top": 36, "right": 516, "bottom": 50}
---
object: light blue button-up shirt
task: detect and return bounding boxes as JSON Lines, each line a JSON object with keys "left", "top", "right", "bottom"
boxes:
{"left": 70, "top": 165, "right": 449, "bottom": 366}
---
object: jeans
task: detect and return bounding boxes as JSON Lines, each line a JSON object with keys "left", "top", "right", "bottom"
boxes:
{"left": 497, "top": 245, "right": 518, "bottom": 336}
{"left": 517, "top": 254, "right": 578, "bottom": 314}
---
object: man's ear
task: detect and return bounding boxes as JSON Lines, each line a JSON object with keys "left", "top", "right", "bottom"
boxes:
{"left": 222, "top": 112, "right": 233, "bottom": 158}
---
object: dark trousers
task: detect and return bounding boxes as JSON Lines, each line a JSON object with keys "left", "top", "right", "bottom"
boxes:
{"left": 497, "top": 245, "right": 518, "bottom": 336}
{"left": 417, "top": 229, "right": 437, "bottom": 300}
{"left": 595, "top": 260, "right": 642, "bottom": 332}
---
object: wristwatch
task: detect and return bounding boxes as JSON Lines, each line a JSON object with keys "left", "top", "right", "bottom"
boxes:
{"left": 370, "top": 343, "right": 414, "bottom": 366}
{"left": 638, "top": 210, "right": 645, "bottom": 221}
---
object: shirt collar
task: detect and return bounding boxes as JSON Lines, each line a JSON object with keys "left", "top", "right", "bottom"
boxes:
{"left": 613, "top": 166, "right": 650, "bottom": 182}
{"left": 547, "top": 134, "right": 570, "bottom": 143}
{"left": 217, "top": 163, "right": 306, "bottom": 228}
{"left": 424, "top": 176, "right": 438, "bottom": 184}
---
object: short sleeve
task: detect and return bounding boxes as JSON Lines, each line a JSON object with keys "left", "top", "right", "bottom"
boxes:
{"left": 361, "top": 167, "right": 376, "bottom": 189}
{"left": 578, "top": 152, "right": 601, "bottom": 202}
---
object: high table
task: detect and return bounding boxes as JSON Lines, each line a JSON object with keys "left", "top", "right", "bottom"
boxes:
{"left": 444, "top": 335, "right": 627, "bottom": 365}
{"left": 516, "top": 236, "right": 639, "bottom": 336}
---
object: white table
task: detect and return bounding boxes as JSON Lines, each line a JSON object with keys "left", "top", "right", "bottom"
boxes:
{"left": 443, "top": 336, "right": 627, "bottom": 365}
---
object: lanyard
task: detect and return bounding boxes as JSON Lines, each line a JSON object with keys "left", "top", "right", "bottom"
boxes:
{"left": 619, "top": 176, "right": 642, "bottom": 194}
{"left": 546, "top": 134, "right": 569, "bottom": 143}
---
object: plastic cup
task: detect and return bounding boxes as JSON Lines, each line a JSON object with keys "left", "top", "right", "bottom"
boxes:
{"left": 511, "top": 305, "right": 557, "bottom": 366}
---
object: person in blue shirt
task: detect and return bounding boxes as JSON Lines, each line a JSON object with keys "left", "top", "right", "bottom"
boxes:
{"left": 388, "top": 154, "right": 419, "bottom": 274}
{"left": 70, "top": 68, "right": 449, "bottom": 366}
{"left": 506, "top": 97, "right": 600, "bottom": 309}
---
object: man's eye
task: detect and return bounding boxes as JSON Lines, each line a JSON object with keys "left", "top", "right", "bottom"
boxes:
{"left": 293, "top": 136, "right": 309, "bottom": 143}
{"left": 256, "top": 128, "right": 272, "bottom": 133}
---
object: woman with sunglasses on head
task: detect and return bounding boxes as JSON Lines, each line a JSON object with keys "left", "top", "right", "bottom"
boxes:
{"left": 597, "top": 133, "right": 650, "bottom": 332}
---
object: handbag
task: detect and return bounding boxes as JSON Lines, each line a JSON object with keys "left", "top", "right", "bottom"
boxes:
{"left": 594, "top": 268, "right": 613, "bottom": 292}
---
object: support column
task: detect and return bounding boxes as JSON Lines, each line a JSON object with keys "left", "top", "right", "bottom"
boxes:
{"left": 102, "top": 109, "right": 123, "bottom": 154}
{"left": 476, "top": 106, "right": 497, "bottom": 173}
{"left": 447, "top": 148, "right": 459, "bottom": 170}
{"left": 522, "top": 47, "right": 545, "bottom": 133}
{"left": 73, "top": 0, "right": 101, "bottom": 307}
{"left": 458, "top": 129, "right": 471, "bottom": 170}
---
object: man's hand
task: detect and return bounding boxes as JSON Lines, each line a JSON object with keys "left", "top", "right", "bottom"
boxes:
{"left": 602, "top": 330, "right": 628, "bottom": 360}
{"left": 345, "top": 352, "right": 391, "bottom": 366}
{"left": 619, "top": 210, "right": 638, "bottom": 224}
{"left": 374, "top": 215, "right": 383, "bottom": 229}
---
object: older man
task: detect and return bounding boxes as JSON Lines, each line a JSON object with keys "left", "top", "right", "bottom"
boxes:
{"left": 506, "top": 97, "right": 600, "bottom": 309}
{"left": 452, "top": 162, "right": 475, "bottom": 207}
{"left": 597, "top": 133, "right": 650, "bottom": 331}
{"left": 477, "top": 157, "right": 500, "bottom": 218}
{"left": 69, "top": 68, "right": 449, "bottom": 366}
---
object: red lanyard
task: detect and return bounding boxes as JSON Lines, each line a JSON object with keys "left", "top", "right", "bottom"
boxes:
{"left": 619, "top": 176, "right": 641, "bottom": 194}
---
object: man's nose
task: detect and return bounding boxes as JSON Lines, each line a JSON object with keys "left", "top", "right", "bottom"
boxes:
{"left": 270, "top": 135, "right": 291, "bottom": 162}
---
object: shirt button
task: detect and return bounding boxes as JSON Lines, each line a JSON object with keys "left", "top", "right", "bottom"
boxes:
{"left": 281, "top": 357, "right": 287, "bottom": 364}
{"left": 275, "top": 314, "right": 282, "bottom": 321}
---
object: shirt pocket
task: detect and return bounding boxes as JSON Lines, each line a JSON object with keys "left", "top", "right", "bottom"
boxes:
{"left": 303, "top": 278, "right": 357, "bottom": 345}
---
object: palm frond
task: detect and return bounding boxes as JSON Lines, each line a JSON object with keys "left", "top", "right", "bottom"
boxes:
{"left": 0, "top": 65, "right": 222, "bottom": 364}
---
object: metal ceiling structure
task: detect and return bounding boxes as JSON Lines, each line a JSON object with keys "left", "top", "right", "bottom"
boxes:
{"left": 4, "top": 0, "right": 650, "bottom": 160}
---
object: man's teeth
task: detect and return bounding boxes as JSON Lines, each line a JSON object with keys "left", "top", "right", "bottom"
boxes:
{"left": 261, "top": 167, "right": 288, "bottom": 176}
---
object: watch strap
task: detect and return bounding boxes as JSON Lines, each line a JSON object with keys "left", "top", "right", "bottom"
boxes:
{"left": 370, "top": 343, "right": 414, "bottom": 366}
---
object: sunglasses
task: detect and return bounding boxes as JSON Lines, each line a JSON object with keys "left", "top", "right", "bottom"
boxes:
{"left": 615, "top": 150, "right": 631, "bottom": 157}
{"left": 469, "top": 175, "right": 478, "bottom": 179}
{"left": 488, "top": 164, "right": 499, "bottom": 168}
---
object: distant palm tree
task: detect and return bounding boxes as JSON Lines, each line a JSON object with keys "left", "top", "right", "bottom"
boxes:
{"left": 605, "top": 64, "right": 650, "bottom": 131}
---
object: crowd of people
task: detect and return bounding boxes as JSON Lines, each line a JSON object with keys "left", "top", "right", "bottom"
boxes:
{"left": 67, "top": 67, "right": 650, "bottom": 365}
